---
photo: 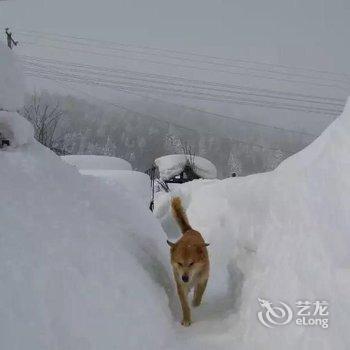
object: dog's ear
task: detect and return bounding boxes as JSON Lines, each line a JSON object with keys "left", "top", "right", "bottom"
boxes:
{"left": 167, "top": 240, "right": 175, "bottom": 247}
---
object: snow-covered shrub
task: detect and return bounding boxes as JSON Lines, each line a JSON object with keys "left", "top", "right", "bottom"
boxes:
{"left": 0, "top": 111, "right": 34, "bottom": 147}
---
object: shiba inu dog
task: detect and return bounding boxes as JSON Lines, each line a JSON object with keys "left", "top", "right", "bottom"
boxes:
{"left": 167, "top": 197, "right": 210, "bottom": 326}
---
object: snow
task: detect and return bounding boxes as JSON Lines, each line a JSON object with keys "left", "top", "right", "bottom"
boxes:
{"left": 61, "top": 155, "right": 132, "bottom": 171}
{"left": 154, "top": 100, "right": 350, "bottom": 349}
{"left": 1, "top": 40, "right": 350, "bottom": 350}
{"left": 79, "top": 169, "right": 151, "bottom": 207}
{"left": 61, "top": 157, "right": 150, "bottom": 205}
{"left": 0, "top": 140, "right": 176, "bottom": 350}
{"left": 155, "top": 154, "right": 217, "bottom": 180}
{"left": 0, "top": 42, "right": 25, "bottom": 111}
{"left": 0, "top": 111, "right": 34, "bottom": 147}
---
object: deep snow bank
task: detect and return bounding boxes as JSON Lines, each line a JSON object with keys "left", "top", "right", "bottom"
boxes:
{"left": 155, "top": 100, "right": 350, "bottom": 349}
{"left": 0, "top": 140, "right": 175, "bottom": 350}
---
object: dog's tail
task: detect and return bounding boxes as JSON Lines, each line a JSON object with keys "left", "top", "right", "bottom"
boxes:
{"left": 171, "top": 197, "right": 192, "bottom": 233}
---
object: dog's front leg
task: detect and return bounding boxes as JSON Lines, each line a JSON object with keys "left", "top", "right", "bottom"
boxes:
{"left": 193, "top": 278, "right": 208, "bottom": 307}
{"left": 175, "top": 280, "right": 191, "bottom": 326}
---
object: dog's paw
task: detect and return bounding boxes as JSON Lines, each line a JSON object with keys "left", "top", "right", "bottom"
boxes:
{"left": 181, "top": 319, "right": 192, "bottom": 327}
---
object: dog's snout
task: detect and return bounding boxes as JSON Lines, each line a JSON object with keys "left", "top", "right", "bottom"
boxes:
{"left": 182, "top": 275, "right": 189, "bottom": 283}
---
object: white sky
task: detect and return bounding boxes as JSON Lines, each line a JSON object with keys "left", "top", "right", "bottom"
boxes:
{"left": 1, "top": 0, "right": 349, "bottom": 69}
{"left": 1, "top": 0, "right": 350, "bottom": 137}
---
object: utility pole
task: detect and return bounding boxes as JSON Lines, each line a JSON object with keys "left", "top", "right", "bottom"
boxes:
{"left": 5, "top": 28, "right": 18, "bottom": 49}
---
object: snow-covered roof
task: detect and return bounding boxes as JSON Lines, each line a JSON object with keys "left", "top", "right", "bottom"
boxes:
{"left": 154, "top": 154, "right": 217, "bottom": 180}
{"left": 61, "top": 155, "right": 132, "bottom": 171}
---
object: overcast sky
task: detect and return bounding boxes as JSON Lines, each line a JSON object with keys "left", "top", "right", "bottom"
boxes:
{"left": 1, "top": 0, "right": 349, "bottom": 136}
{"left": 1, "top": 0, "right": 350, "bottom": 69}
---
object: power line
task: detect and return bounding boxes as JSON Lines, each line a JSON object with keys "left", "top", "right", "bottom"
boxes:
{"left": 23, "top": 63, "right": 342, "bottom": 113}
{"left": 23, "top": 62, "right": 342, "bottom": 116}
{"left": 22, "top": 55, "right": 343, "bottom": 115}
{"left": 22, "top": 55, "right": 344, "bottom": 106}
{"left": 18, "top": 33, "right": 350, "bottom": 85}
{"left": 20, "top": 40, "right": 350, "bottom": 91}
{"left": 16, "top": 28, "right": 350, "bottom": 82}
{"left": 29, "top": 74, "right": 297, "bottom": 154}
{"left": 23, "top": 66, "right": 329, "bottom": 145}
{"left": 16, "top": 29, "right": 339, "bottom": 154}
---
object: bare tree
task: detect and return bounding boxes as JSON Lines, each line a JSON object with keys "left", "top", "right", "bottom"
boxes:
{"left": 181, "top": 142, "right": 196, "bottom": 168}
{"left": 23, "top": 94, "right": 65, "bottom": 151}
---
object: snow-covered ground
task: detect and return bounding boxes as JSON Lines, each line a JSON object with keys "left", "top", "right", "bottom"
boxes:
{"left": 1, "top": 40, "right": 350, "bottom": 350}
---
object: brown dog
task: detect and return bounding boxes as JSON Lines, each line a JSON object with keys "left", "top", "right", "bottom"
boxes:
{"left": 167, "top": 197, "right": 209, "bottom": 326}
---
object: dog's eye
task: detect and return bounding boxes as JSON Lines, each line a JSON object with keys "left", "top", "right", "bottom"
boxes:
{"left": 177, "top": 262, "right": 183, "bottom": 267}
{"left": 189, "top": 262, "right": 194, "bottom": 267}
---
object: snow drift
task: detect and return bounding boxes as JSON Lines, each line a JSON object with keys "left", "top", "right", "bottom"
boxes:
{"left": 155, "top": 100, "right": 350, "bottom": 349}
{"left": 0, "top": 141, "right": 176, "bottom": 350}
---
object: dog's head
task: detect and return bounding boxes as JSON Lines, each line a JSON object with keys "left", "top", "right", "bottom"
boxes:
{"left": 167, "top": 239, "right": 209, "bottom": 283}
